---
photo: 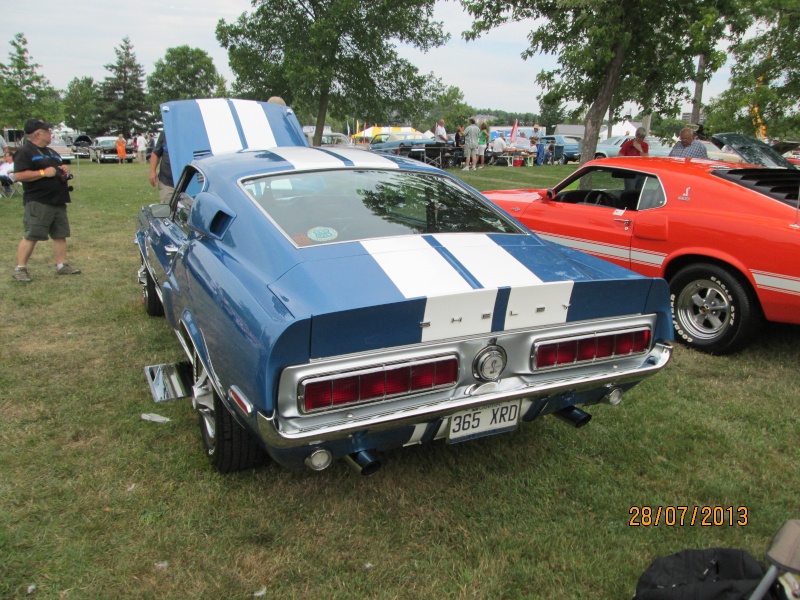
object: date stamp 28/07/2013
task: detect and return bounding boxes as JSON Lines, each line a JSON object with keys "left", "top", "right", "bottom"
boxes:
{"left": 629, "top": 506, "right": 748, "bottom": 527}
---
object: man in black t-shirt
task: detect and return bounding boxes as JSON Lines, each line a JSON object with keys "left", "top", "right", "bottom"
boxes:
{"left": 12, "top": 119, "right": 80, "bottom": 283}
{"left": 148, "top": 131, "right": 174, "bottom": 204}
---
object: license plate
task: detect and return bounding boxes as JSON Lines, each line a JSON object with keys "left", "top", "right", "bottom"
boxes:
{"left": 447, "top": 400, "right": 521, "bottom": 443}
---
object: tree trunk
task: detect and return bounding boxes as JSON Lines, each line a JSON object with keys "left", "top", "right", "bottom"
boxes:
{"left": 313, "top": 85, "right": 330, "bottom": 147}
{"left": 580, "top": 41, "right": 626, "bottom": 164}
{"left": 691, "top": 54, "right": 706, "bottom": 125}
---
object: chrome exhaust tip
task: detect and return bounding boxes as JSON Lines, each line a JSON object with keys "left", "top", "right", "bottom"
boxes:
{"left": 554, "top": 406, "right": 592, "bottom": 428}
{"left": 344, "top": 450, "right": 382, "bottom": 476}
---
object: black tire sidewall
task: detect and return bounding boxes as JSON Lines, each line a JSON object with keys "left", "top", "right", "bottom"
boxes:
{"left": 669, "top": 263, "right": 758, "bottom": 354}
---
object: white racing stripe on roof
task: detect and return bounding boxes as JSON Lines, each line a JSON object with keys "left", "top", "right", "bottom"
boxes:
{"left": 271, "top": 146, "right": 348, "bottom": 170}
{"left": 231, "top": 99, "right": 277, "bottom": 149}
{"left": 333, "top": 149, "right": 401, "bottom": 168}
{"left": 196, "top": 99, "right": 244, "bottom": 155}
{"left": 432, "top": 233, "right": 543, "bottom": 287}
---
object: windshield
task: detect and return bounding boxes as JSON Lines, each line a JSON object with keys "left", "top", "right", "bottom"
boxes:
{"left": 242, "top": 169, "right": 524, "bottom": 247}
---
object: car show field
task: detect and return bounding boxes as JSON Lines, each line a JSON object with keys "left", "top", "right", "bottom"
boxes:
{"left": 1, "top": 158, "right": 798, "bottom": 599}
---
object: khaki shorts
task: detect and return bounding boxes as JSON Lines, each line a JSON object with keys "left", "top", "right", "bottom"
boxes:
{"left": 23, "top": 201, "right": 70, "bottom": 241}
{"left": 157, "top": 181, "right": 175, "bottom": 205}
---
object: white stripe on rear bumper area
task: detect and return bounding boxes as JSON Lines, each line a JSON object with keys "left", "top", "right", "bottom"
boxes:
{"left": 363, "top": 234, "right": 574, "bottom": 340}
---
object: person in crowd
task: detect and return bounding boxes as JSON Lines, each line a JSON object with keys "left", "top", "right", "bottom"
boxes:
{"left": 619, "top": 127, "right": 650, "bottom": 157}
{"left": 116, "top": 133, "right": 127, "bottom": 164}
{"left": 136, "top": 132, "right": 147, "bottom": 163}
{"left": 435, "top": 119, "right": 447, "bottom": 143}
{"left": 492, "top": 132, "right": 508, "bottom": 154}
{"left": 669, "top": 127, "right": 708, "bottom": 158}
{"left": 1, "top": 149, "right": 15, "bottom": 194}
{"left": 477, "top": 122, "right": 490, "bottom": 168}
{"left": 149, "top": 131, "right": 174, "bottom": 204}
{"left": 454, "top": 124, "right": 465, "bottom": 147}
{"left": 462, "top": 118, "right": 480, "bottom": 171}
{"left": 267, "top": 96, "right": 286, "bottom": 105}
{"left": 12, "top": 119, "right": 80, "bottom": 283}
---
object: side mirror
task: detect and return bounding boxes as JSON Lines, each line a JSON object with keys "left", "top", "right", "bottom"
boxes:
{"left": 543, "top": 189, "right": 554, "bottom": 203}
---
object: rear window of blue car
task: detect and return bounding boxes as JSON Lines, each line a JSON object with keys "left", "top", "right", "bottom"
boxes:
{"left": 241, "top": 169, "right": 524, "bottom": 246}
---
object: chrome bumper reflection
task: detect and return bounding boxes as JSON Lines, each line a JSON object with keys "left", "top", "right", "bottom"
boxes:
{"left": 257, "top": 342, "right": 672, "bottom": 449}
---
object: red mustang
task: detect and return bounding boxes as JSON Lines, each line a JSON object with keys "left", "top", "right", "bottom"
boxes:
{"left": 485, "top": 155, "right": 800, "bottom": 354}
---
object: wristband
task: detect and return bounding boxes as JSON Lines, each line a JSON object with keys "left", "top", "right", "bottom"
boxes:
{"left": 40, "top": 169, "right": 45, "bottom": 177}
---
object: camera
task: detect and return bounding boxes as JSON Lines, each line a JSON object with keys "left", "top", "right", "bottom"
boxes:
{"left": 56, "top": 171, "right": 74, "bottom": 183}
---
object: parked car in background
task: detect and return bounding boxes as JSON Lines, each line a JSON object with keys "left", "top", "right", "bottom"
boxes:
{"left": 540, "top": 135, "right": 582, "bottom": 163}
{"left": 594, "top": 135, "right": 672, "bottom": 158}
{"left": 485, "top": 153, "right": 800, "bottom": 354}
{"left": 90, "top": 136, "right": 135, "bottom": 163}
{"left": 70, "top": 134, "right": 92, "bottom": 159}
{"left": 50, "top": 136, "right": 75, "bottom": 164}
{"left": 369, "top": 131, "right": 440, "bottom": 152}
{"left": 306, "top": 132, "right": 354, "bottom": 148}
{"left": 136, "top": 98, "right": 673, "bottom": 475}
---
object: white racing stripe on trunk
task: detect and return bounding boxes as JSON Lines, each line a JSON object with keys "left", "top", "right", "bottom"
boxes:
{"left": 506, "top": 282, "right": 573, "bottom": 328}
{"left": 432, "top": 233, "right": 543, "bottom": 287}
{"left": 196, "top": 99, "right": 244, "bottom": 155}
{"left": 231, "top": 99, "right": 277, "bottom": 149}
{"left": 361, "top": 237, "right": 472, "bottom": 298}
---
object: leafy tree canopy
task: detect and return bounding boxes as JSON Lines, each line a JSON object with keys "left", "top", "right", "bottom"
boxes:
{"left": 99, "top": 37, "right": 150, "bottom": 136}
{"left": 63, "top": 77, "right": 101, "bottom": 135}
{"left": 461, "top": 0, "right": 748, "bottom": 161}
{"left": 704, "top": 0, "right": 800, "bottom": 140}
{"left": 216, "top": 0, "right": 449, "bottom": 145}
{"left": 147, "top": 45, "right": 225, "bottom": 112}
{"left": 0, "top": 33, "right": 61, "bottom": 129}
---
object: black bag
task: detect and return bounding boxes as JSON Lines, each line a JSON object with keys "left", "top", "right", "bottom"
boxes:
{"left": 633, "top": 547, "right": 782, "bottom": 600}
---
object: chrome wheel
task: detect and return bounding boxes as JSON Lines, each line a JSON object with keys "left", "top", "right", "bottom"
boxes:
{"left": 669, "top": 263, "right": 761, "bottom": 354}
{"left": 193, "top": 352, "right": 217, "bottom": 456}
{"left": 674, "top": 277, "right": 731, "bottom": 341}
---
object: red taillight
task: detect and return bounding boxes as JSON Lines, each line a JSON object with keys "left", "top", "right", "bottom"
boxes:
{"left": 534, "top": 328, "right": 651, "bottom": 370}
{"left": 302, "top": 356, "right": 458, "bottom": 412}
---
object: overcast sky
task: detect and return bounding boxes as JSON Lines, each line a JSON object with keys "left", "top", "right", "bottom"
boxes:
{"left": 8, "top": 1, "right": 730, "bottom": 118}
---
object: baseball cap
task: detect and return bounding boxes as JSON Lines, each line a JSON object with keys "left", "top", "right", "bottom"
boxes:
{"left": 24, "top": 119, "right": 54, "bottom": 134}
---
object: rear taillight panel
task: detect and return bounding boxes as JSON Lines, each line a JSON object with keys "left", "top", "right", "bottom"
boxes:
{"left": 300, "top": 355, "right": 459, "bottom": 413}
{"left": 532, "top": 328, "right": 651, "bottom": 370}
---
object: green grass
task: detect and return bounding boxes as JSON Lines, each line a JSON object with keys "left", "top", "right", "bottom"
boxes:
{"left": 1, "top": 160, "right": 798, "bottom": 599}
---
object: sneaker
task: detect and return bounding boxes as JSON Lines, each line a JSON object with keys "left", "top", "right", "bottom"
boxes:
{"left": 56, "top": 263, "right": 81, "bottom": 275}
{"left": 12, "top": 266, "right": 31, "bottom": 283}
{"left": 478, "top": 166, "right": 484, "bottom": 169}
{"left": 462, "top": 166, "right": 470, "bottom": 171}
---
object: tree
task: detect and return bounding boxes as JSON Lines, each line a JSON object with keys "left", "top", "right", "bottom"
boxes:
{"left": 537, "top": 90, "right": 566, "bottom": 134}
{"left": 0, "top": 33, "right": 61, "bottom": 128}
{"left": 63, "top": 77, "right": 101, "bottom": 134}
{"left": 99, "top": 37, "right": 149, "bottom": 136}
{"left": 216, "top": 0, "right": 449, "bottom": 146}
{"left": 147, "top": 46, "right": 224, "bottom": 112}
{"left": 461, "top": 0, "right": 748, "bottom": 162}
{"left": 704, "top": 1, "right": 800, "bottom": 140}
{"left": 412, "top": 84, "right": 474, "bottom": 132}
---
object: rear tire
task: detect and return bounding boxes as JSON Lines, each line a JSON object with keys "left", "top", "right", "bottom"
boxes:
{"left": 194, "top": 351, "right": 265, "bottom": 473}
{"left": 669, "top": 263, "right": 761, "bottom": 354}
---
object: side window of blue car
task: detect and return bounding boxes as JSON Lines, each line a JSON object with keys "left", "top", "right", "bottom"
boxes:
{"left": 173, "top": 168, "right": 205, "bottom": 232}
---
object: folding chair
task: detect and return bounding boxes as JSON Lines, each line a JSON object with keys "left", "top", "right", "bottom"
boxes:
{"left": 1, "top": 179, "right": 21, "bottom": 199}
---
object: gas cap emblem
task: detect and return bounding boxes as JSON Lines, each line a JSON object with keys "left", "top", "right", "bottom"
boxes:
{"left": 473, "top": 346, "right": 507, "bottom": 382}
